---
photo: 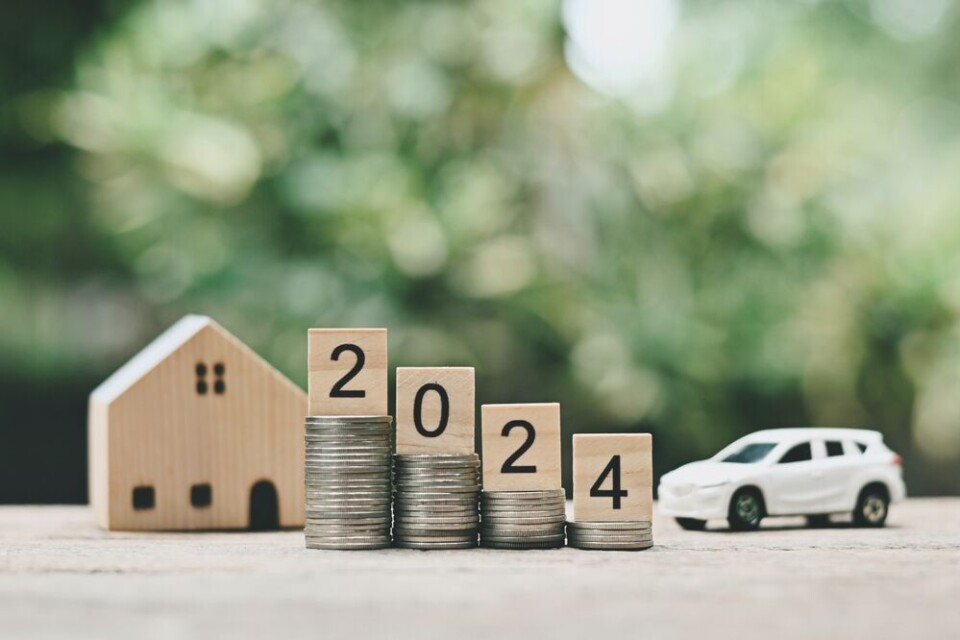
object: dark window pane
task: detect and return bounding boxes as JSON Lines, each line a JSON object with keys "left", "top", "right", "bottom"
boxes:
{"left": 722, "top": 442, "right": 777, "bottom": 463}
{"left": 779, "top": 442, "right": 812, "bottom": 464}
{"left": 826, "top": 441, "right": 844, "bottom": 457}
{"left": 191, "top": 483, "right": 212, "bottom": 508}
{"left": 132, "top": 486, "right": 155, "bottom": 510}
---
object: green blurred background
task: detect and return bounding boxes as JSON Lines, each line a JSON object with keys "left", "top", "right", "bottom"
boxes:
{"left": 2, "top": 0, "right": 959, "bottom": 502}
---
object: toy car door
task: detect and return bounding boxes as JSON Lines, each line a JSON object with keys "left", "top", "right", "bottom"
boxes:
{"left": 763, "top": 441, "right": 823, "bottom": 515}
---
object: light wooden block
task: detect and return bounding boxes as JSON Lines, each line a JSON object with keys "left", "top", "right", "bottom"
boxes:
{"left": 396, "top": 367, "right": 475, "bottom": 454}
{"left": 308, "top": 328, "right": 388, "bottom": 416}
{"left": 88, "top": 315, "right": 307, "bottom": 531}
{"left": 573, "top": 434, "right": 652, "bottom": 522}
{"left": 480, "top": 403, "right": 562, "bottom": 492}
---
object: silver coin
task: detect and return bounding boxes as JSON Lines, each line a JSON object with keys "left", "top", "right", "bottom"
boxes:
{"left": 306, "top": 485, "right": 392, "bottom": 492}
{"left": 394, "top": 486, "right": 480, "bottom": 495}
{"left": 305, "top": 541, "right": 392, "bottom": 551}
{"left": 395, "top": 482, "right": 479, "bottom": 489}
{"left": 392, "top": 533, "right": 478, "bottom": 543}
{"left": 306, "top": 513, "right": 391, "bottom": 522}
{"left": 481, "top": 533, "right": 565, "bottom": 544}
{"left": 395, "top": 469, "right": 478, "bottom": 476}
{"left": 307, "top": 502, "right": 392, "bottom": 509}
{"left": 481, "top": 528, "right": 565, "bottom": 539}
{"left": 306, "top": 526, "right": 391, "bottom": 534}
{"left": 306, "top": 467, "right": 393, "bottom": 474}
{"left": 481, "top": 509, "right": 566, "bottom": 519}
{"left": 394, "top": 464, "right": 480, "bottom": 472}
{"left": 306, "top": 459, "right": 392, "bottom": 465}
{"left": 482, "top": 490, "right": 565, "bottom": 498}
{"left": 304, "top": 437, "right": 392, "bottom": 443}
{"left": 306, "top": 414, "right": 392, "bottom": 422}
{"left": 394, "top": 470, "right": 479, "bottom": 477}
{"left": 568, "top": 540, "right": 653, "bottom": 551}
{"left": 567, "top": 535, "right": 653, "bottom": 545}
{"left": 481, "top": 514, "right": 566, "bottom": 522}
{"left": 395, "top": 513, "right": 477, "bottom": 520}
{"left": 393, "top": 521, "right": 479, "bottom": 531}
{"left": 395, "top": 504, "right": 477, "bottom": 511}
{"left": 566, "top": 521, "right": 651, "bottom": 530}
{"left": 481, "top": 540, "right": 564, "bottom": 550}
{"left": 394, "top": 453, "right": 477, "bottom": 460}
{"left": 393, "top": 514, "right": 480, "bottom": 528}
{"left": 306, "top": 485, "right": 392, "bottom": 500}
{"left": 394, "top": 540, "right": 477, "bottom": 550}
{"left": 481, "top": 496, "right": 564, "bottom": 504}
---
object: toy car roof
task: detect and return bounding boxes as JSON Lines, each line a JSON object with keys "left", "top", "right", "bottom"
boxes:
{"left": 738, "top": 427, "right": 883, "bottom": 445}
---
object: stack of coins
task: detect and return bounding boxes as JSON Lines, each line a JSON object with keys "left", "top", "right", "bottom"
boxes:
{"left": 480, "top": 490, "right": 566, "bottom": 549}
{"left": 393, "top": 454, "right": 481, "bottom": 549}
{"left": 304, "top": 416, "right": 394, "bottom": 550}
{"left": 566, "top": 521, "right": 653, "bottom": 550}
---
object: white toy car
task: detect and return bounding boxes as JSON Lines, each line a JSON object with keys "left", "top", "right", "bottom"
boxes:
{"left": 658, "top": 428, "right": 906, "bottom": 531}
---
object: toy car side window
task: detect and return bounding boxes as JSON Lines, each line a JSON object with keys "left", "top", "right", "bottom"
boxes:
{"left": 778, "top": 442, "right": 812, "bottom": 464}
{"left": 825, "top": 440, "right": 844, "bottom": 457}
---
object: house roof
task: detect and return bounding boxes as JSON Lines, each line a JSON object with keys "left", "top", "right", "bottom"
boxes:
{"left": 90, "top": 315, "right": 303, "bottom": 405}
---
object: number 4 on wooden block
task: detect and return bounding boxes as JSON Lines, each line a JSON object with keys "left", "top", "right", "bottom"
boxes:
{"left": 481, "top": 403, "right": 562, "bottom": 491}
{"left": 573, "top": 434, "right": 652, "bottom": 522}
{"left": 396, "top": 367, "right": 475, "bottom": 454}
{"left": 308, "top": 329, "right": 388, "bottom": 416}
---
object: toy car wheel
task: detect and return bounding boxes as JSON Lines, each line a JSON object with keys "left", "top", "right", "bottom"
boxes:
{"left": 675, "top": 518, "right": 707, "bottom": 531}
{"left": 728, "top": 488, "right": 764, "bottom": 531}
{"left": 853, "top": 486, "right": 889, "bottom": 527}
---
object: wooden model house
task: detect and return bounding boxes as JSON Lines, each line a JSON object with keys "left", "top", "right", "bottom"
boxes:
{"left": 88, "top": 315, "right": 306, "bottom": 531}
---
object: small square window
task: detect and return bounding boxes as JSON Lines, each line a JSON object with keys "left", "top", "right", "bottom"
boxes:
{"left": 826, "top": 441, "right": 845, "bottom": 457}
{"left": 191, "top": 483, "right": 212, "bottom": 508}
{"left": 132, "top": 486, "right": 155, "bottom": 510}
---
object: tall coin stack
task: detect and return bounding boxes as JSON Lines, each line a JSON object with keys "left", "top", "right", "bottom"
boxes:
{"left": 304, "top": 415, "right": 394, "bottom": 550}
{"left": 566, "top": 520, "right": 653, "bottom": 551}
{"left": 480, "top": 490, "right": 566, "bottom": 549}
{"left": 393, "top": 454, "right": 481, "bottom": 549}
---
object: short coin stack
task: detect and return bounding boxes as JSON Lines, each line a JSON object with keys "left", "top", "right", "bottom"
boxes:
{"left": 393, "top": 454, "right": 481, "bottom": 549}
{"left": 480, "top": 490, "right": 566, "bottom": 549}
{"left": 566, "top": 521, "right": 653, "bottom": 551}
{"left": 304, "top": 415, "right": 394, "bottom": 550}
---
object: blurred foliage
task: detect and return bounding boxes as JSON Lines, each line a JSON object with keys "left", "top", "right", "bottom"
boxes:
{"left": 3, "top": 0, "right": 960, "bottom": 495}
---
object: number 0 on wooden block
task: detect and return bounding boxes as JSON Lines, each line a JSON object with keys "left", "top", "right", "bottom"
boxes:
{"left": 308, "top": 328, "right": 388, "bottom": 416}
{"left": 396, "top": 367, "right": 475, "bottom": 454}
{"left": 573, "top": 434, "right": 652, "bottom": 522}
{"left": 481, "top": 403, "right": 561, "bottom": 491}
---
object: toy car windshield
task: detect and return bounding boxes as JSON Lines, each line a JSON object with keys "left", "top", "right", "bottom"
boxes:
{"left": 720, "top": 442, "right": 776, "bottom": 464}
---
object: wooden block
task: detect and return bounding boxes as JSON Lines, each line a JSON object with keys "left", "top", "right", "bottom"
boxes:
{"left": 396, "top": 367, "right": 475, "bottom": 455}
{"left": 480, "top": 403, "right": 562, "bottom": 492}
{"left": 308, "top": 328, "right": 388, "bottom": 416}
{"left": 573, "top": 434, "right": 652, "bottom": 522}
{"left": 88, "top": 315, "right": 307, "bottom": 531}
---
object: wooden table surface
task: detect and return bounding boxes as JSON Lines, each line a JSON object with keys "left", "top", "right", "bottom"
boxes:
{"left": 2, "top": 499, "right": 958, "bottom": 640}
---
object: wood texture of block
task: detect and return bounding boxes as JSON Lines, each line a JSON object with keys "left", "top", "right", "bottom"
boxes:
{"left": 573, "top": 434, "right": 653, "bottom": 522}
{"left": 396, "top": 367, "right": 475, "bottom": 454}
{"left": 480, "top": 403, "right": 562, "bottom": 492}
{"left": 307, "top": 328, "right": 388, "bottom": 416}
{"left": 88, "top": 315, "right": 307, "bottom": 531}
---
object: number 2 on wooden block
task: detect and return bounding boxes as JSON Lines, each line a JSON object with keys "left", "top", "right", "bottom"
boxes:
{"left": 396, "top": 368, "right": 474, "bottom": 454}
{"left": 308, "top": 329, "right": 388, "bottom": 416}
{"left": 481, "top": 403, "right": 561, "bottom": 491}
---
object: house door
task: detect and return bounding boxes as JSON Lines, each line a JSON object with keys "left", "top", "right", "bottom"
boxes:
{"left": 249, "top": 480, "right": 280, "bottom": 530}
